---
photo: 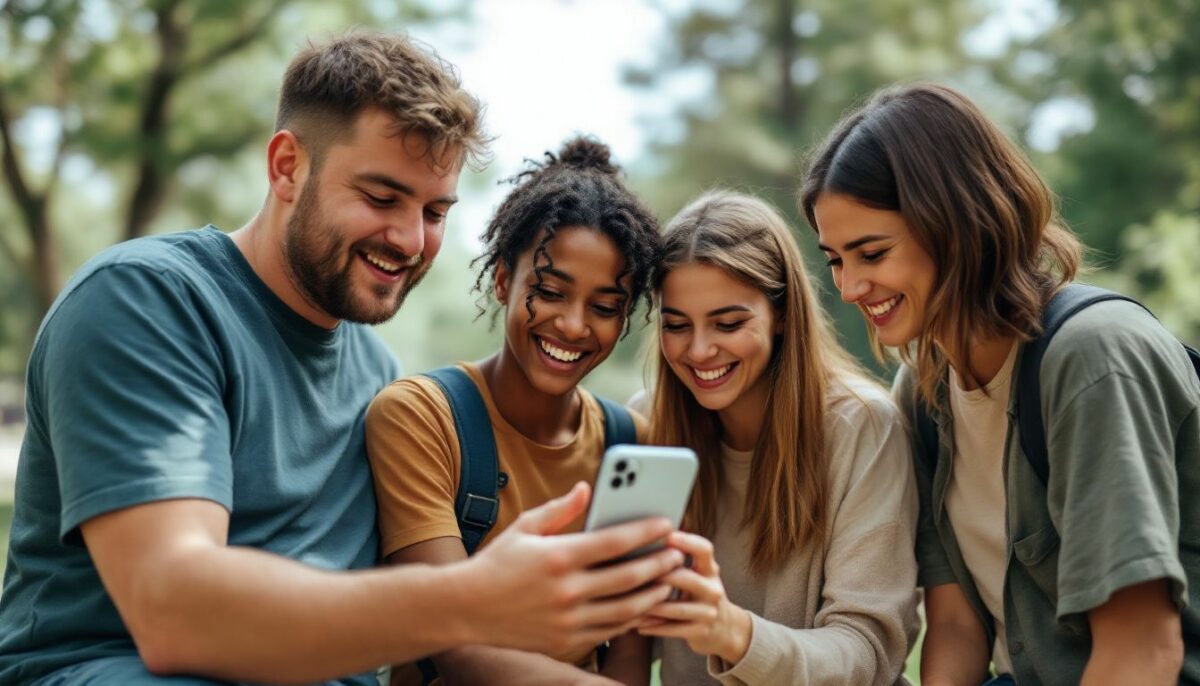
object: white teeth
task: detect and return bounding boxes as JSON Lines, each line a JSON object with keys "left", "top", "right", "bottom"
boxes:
{"left": 539, "top": 338, "right": 583, "bottom": 362}
{"left": 865, "top": 295, "right": 902, "bottom": 317}
{"left": 694, "top": 364, "right": 732, "bottom": 382}
{"left": 363, "top": 252, "right": 402, "bottom": 273}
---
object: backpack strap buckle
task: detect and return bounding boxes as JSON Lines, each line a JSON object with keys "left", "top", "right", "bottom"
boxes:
{"left": 460, "top": 492, "right": 499, "bottom": 529}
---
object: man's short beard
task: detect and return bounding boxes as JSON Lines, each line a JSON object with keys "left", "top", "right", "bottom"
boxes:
{"left": 282, "top": 177, "right": 427, "bottom": 325}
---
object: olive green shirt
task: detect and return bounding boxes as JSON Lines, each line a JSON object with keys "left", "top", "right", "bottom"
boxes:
{"left": 895, "top": 300, "right": 1200, "bottom": 685}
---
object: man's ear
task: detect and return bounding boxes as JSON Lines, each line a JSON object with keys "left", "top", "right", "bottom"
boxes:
{"left": 266, "top": 130, "right": 307, "bottom": 204}
{"left": 494, "top": 260, "right": 511, "bottom": 304}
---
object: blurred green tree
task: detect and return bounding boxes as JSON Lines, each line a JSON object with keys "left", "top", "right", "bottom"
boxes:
{"left": 1010, "top": 0, "right": 1200, "bottom": 264}
{"left": 0, "top": 0, "right": 461, "bottom": 371}
{"left": 627, "top": 0, "right": 991, "bottom": 370}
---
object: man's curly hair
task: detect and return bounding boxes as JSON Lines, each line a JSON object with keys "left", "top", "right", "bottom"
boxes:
{"left": 472, "top": 136, "right": 661, "bottom": 336}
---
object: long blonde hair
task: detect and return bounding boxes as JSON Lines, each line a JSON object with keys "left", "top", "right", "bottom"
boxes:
{"left": 649, "top": 190, "right": 873, "bottom": 573}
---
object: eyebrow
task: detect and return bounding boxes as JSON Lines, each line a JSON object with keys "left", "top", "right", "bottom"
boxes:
{"left": 660, "top": 305, "right": 753, "bottom": 317}
{"left": 817, "top": 233, "right": 890, "bottom": 253}
{"left": 540, "top": 267, "right": 628, "bottom": 296}
{"left": 355, "top": 173, "right": 458, "bottom": 205}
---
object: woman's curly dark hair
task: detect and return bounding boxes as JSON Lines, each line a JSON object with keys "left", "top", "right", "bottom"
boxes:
{"left": 472, "top": 135, "right": 661, "bottom": 336}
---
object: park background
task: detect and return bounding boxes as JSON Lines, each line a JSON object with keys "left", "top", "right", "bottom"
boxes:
{"left": 1, "top": 0, "right": 1198, "bottom": 682}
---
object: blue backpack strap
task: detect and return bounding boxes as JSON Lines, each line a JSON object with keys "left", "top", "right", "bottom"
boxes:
{"left": 421, "top": 366, "right": 500, "bottom": 556}
{"left": 596, "top": 395, "right": 637, "bottom": 447}
{"left": 1015, "top": 284, "right": 1143, "bottom": 484}
{"left": 417, "top": 366, "right": 500, "bottom": 686}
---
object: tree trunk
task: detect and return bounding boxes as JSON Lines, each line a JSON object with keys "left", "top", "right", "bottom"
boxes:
{"left": 124, "top": 2, "right": 187, "bottom": 241}
{"left": 777, "top": 0, "right": 797, "bottom": 130}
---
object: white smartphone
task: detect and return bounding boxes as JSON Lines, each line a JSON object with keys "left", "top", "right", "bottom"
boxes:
{"left": 583, "top": 444, "right": 699, "bottom": 562}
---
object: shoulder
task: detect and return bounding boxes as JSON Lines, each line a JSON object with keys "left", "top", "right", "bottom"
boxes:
{"left": 45, "top": 230, "right": 223, "bottom": 325}
{"left": 824, "top": 376, "right": 912, "bottom": 482}
{"left": 367, "top": 373, "right": 453, "bottom": 426}
{"left": 341, "top": 325, "right": 404, "bottom": 380}
{"left": 826, "top": 376, "right": 904, "bottom": 437}
{"left": 1041, "top": 298, "right": 1197, "bottom": 402}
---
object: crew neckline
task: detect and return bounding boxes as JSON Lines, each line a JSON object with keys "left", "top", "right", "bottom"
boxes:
{"left": 206, "top": 226, "right": 343, "bottom": 347}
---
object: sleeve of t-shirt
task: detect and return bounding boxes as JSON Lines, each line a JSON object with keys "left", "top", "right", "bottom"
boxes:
{"left": 1041, "top": 302, "right": 1197, "bottom": 619}
{"left": 365, "top": 378, "right": 463, "bottom": 558}
{"left": 37, "top": 264, "right": 233, "bottom": 543}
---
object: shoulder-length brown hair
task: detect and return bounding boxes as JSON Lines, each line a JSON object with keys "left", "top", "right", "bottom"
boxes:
{"left": 800, "top": 82, "right": 1083, "bottom": 406}
{"left": 649, "top": 190, "right": 874, "bottom": 573}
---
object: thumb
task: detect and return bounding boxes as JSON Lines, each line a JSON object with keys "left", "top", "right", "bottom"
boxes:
{"left": 513, "top": 481, "right": 590, "bottom": 536}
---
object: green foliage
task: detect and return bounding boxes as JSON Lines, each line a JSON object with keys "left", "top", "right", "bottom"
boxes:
{"left": 629, "top": 0, "right": 990, "bottom": 372}
{"left": 0, "top": 0, "right": 459, "bottom": 374}
{"left": 1012, "top": 0, "right": 1200, "bottom": 261}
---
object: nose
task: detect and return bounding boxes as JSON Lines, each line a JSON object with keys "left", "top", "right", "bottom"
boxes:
{"left": 554, "top": 302, "right": 588, "bottom": 341}
{"left": 838, "top": 263, "right": 870, "bottom": 304}
{"left": 384, "top": 208, "right": 425, "bottom": 258}
{"left": 685, "top": 331, "right": 717, "bottom": 363}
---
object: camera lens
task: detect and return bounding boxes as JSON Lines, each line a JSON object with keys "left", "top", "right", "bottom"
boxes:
{"left": 615, "top": 460, "right": 628, "bottom": 472}
{"left": 611, "top": 477, "right": 623, "bottom": 489}
{"left": 626, "top": 472, "right": 637, "bottom": 486}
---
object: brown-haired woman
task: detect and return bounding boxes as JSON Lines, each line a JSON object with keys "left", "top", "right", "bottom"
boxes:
{"left": 802, "top": 82, "right": 1200, "bottom": 686}
{"left": 633, "top": 190, "right": 919, "bottom": 685}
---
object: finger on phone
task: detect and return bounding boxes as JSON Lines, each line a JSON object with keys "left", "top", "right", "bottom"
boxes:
{"left": 667, "top": 532, "right": 716, "bottom": 575}
{"left": 573, "top": 581, "right": 673, "bottom": 627}
{"left": 560, "top": 519, "right": 677, "bottom": 574}
{"left": 513, "top": 482, "right": 590, "bottom": 535}
{"left": 659, "top": 568, "right": 719, "bottom": 603}
{"left": 645, "top": 601, "right": 715, "bottom": 623}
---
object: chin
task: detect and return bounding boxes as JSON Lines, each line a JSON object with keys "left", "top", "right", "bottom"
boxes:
{"left": 691, "top": 389, "right": 735, "bottom": 412}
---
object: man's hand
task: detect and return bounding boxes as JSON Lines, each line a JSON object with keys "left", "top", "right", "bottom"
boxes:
{"left": 456, "top": 482, "right": 685, "bottom": 657}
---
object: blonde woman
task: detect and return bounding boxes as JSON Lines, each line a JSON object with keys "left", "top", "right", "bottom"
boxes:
{"left": 633, "top": 191, "right": 919, "bottom": 685}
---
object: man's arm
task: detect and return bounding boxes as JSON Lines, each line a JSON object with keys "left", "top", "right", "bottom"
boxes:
{"left": 1080, "top": 579, "right": 1183, "bottom": 686}
{"left": 387, "top": 537, "right": 619, "bottom": 686}
{"left": 919, "top": 582, "right": 991, "bottom": 686}
{"left": 83, "top": 481, "right": 682, "bottom": 684}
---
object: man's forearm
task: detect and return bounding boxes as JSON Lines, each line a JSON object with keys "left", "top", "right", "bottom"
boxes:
{"left": 434, "top": 646, "right": 615, "bottom": 686}
{"left": 132, "top": 544, "right": 475, "bottom": 683}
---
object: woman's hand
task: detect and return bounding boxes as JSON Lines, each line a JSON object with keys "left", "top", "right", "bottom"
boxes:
{"left": 636, "top": 531, "right": 753, "bottom": 666}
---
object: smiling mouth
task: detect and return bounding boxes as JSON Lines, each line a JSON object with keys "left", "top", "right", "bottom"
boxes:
{"left": 357, "top": 249, "right": 419, "bottom": 284}
{"left": 690, "top": 361, "right": 738, "bottom": 388}
{"left": 863, "top": 294, "right": 903, "bottom": 319}
{"left": 536, "top": 335, "right": 590, "bottom": 366}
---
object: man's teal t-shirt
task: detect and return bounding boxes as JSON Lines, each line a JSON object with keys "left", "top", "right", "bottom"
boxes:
{"left": 0, "top": 227, "right": 401, "bottom": 685}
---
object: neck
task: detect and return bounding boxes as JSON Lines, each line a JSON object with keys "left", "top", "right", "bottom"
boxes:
{"left": 717, "top": 377, "right": 770, "bottom": 452}
{"left": 951, "top": 333, "right": 1016, "bottom": 391}
{"left": 478, "top": 349, "right": 582, "bottom": 446}
{"left": 230, "top": 208, "right": 337, "bottom": 329}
